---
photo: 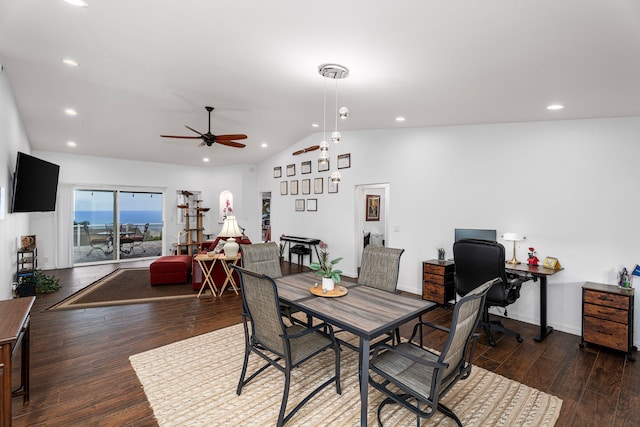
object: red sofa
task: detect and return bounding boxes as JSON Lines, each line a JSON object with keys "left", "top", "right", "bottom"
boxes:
{"left": 191, "top": 236, "right": 251, "bottom": 291}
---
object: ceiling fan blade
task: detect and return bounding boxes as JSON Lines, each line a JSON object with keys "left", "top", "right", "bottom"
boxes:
{"left": 292, "top": 145, "right": 320, "bottom": 155}
{"left": 216, "top": 140, "right": 246, "bottom": 148}
{"left": 161, "top": 135, "right": 201, "bottom": 139}
{"left": 215, "top": 134, "right": 248, "bottom": 141}
{"left": 185, "top": 125, "right": 204, "bottom": 136}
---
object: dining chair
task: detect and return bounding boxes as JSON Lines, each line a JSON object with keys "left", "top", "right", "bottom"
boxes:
{"left": 369, "top": 277, "right": 498, "bottom": 427}
{"left": 354, "top": 245, "right": 405, "bottom": 347}
{"left": 232, "top": 266, "right": 341, "bottom": 427}
{"left": 358, "top": 245, "right": 405, "bottom": 292}
{"left": 240, "top": 242, "right": 303, "bottom": 325}
{"left": 83, "top": 224, "right": 110, "bottom": 256}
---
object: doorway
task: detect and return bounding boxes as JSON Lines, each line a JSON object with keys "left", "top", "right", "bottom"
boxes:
{"left": 354, "top": 183, "right": 390, "bottom": 268}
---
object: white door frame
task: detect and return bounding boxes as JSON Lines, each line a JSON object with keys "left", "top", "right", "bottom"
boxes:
{"left": 354, "top": 183, "right": 390, "bottom": 269}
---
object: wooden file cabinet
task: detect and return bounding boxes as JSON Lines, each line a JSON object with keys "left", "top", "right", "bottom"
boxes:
{"left": 422, "top": 260, "right": 455, "bottom": 305}
{"left": 580, "top": 282, "right": 636, "bottom": 361}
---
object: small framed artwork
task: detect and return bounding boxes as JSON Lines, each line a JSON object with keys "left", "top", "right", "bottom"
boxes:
{"left": 366, "top": 194, "right": 380, "bottom": 221}
{"left": 302, "top": 179, "right": 311, "bottom": 195}
{"left": 314, "top": 177, "right": 323, "bottom": 194}
{"left": 286, "top": 164, "right": 296, "bottom": 176}
{"left": 295, "top": 199, "right": 305, "bottom": 211}
{"left": 328, "top": 178, "right": 338, "bottom": 193}
{"left": 337, "top": 153, "right": 351, "bottom": 169}
{"left": 273, "top": 166, "right": 282, "bottom": 178}
{"left": 307, "top": 198, "right": 318, "bottom": 211}
{"left": 290, "top": 180, "right": 299, "bottom": 195}
{"left": 280, "top": 181, "right": 288, "bottom": 196}
{"left": 301, "top": 160, "right": 312, "bottom": 174}
{"left": 318, "top": 159, "right": 330, "bottom": 172}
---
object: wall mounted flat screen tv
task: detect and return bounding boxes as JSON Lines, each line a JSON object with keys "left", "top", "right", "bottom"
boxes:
{"left": 11, "top": 152, "right": 60, "bottom": 213}
{"left": 454, "top": 228, "right": 497, "bottom": 242}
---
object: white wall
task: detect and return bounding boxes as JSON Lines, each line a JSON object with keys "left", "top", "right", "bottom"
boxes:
{"left": 259, "top": 117, "right": 640, "bottom": 344}
{"left": 27, "top": 151, "right": 259, "bottom": 270}
{"left": 0, "top": 68, "right": 31, "bottom": 300}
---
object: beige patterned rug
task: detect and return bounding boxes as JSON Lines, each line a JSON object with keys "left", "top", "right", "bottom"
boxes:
{"left": 130, "top": 323, "right": 562, "bottom": 426}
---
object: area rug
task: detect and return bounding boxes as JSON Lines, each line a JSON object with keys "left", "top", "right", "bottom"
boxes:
{"left": 129, "top": 323, "right": 562, "bottom": 426}
{"left": 48, "top": 268, "right": 195, "bottom": 310}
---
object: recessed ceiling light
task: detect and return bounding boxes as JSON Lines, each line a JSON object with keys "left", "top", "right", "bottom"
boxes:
{"left": 66, "top": 141, "right": 77, "bottom": 147}
{"left": 395, "top": 116, "right": 406, "bottom": 122}
{"left": 202, "top": 157, "right": 210, "bottom": 162}
{"left": 64, "top": 0, "right": 88, "bottom": 7}
{"left": 547, "top": 104, "right": 564, "bottom": 110}
{"left": 311, "top": 123, "right": 319, "bottom": 128}
{"left": 62, "top": 58, "right": 79, "bottom": 67}
{"left": 261, "top": 142, "right": 268, "bottom": 148}
{"left": 64, "top": 108, "right": 77, "bottom": 116}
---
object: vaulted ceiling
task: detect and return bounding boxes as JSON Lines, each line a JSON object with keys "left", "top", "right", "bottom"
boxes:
{"left": 1, "top": 1, "right": 639, "bottom": 167}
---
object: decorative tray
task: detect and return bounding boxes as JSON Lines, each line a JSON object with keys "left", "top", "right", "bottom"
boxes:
{"left": 309, "top": 285, "right": 348, "bottom": 298}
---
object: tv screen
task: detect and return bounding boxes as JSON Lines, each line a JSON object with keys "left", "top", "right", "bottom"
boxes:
{"left": 11, "top": 152, "right": 60, "bottom": 213}
{"left": 454, "top": 228, "right": 497, "bottom": 242}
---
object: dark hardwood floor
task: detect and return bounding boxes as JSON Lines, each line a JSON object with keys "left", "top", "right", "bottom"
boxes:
{"left": 10, "top": 261, "right": 640, "bottom": 426}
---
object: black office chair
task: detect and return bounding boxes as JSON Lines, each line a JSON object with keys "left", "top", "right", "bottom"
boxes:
{"left": 453, "top": 238, "right": 524, "bottom": 346}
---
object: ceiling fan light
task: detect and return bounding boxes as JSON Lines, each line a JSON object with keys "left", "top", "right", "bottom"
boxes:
{"left": 330, "top": 171, "right": 341, "bottom": 183}
{"left": 331, "top": 131, "right": 341, "bottom": 143}
{"left": 319, "top": 140, "right": 329, "bottom": 150}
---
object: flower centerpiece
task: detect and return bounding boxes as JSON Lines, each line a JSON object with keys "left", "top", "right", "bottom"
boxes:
{"left": 309, "top": 241, "right": 342, "bottom": 291}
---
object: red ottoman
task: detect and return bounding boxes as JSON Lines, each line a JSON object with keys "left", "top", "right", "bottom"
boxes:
{"left": 150, "top": 255, "right": 192, "bottom": 285}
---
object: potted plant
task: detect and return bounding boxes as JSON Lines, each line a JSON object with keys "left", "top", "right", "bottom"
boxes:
{"left": 309, "top": 241, "right": 342, "bottom": 291}
{"left": 19, "top": 270, "right": 62, "bottom": 295}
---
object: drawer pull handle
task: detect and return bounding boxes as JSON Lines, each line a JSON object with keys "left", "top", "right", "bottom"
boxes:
{"left": 598, "top": 295, "right": 612, "bottom": 301}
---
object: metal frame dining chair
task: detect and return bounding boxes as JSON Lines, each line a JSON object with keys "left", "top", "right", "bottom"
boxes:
{"left": 232, "top": 266, "right": 341, "bottom": 427}
{"left": 369, "top": 278, "right": 498, "bottom": 427}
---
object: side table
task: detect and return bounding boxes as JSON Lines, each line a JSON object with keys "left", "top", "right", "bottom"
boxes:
{"left": 194, "top": 253, "right": 242, "bottom": 298}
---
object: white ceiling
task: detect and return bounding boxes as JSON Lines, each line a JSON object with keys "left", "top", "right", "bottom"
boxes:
{"left": 1, "top": 1, "right": 639, "bottom": 168}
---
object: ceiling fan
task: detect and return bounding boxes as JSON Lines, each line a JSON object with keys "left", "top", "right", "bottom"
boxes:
{"left": 292, "top": 145, "right": 320, "bottom": 155}
{"left": 161, "top": 106, "right": 247, "bottom": 148}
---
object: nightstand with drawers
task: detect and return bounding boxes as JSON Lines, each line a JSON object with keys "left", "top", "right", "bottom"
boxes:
{"left": 422, "top": 259, "right": 455, "bottom": 305}
{"left": 580, "top": 281, "right": 636, "bottom": 361}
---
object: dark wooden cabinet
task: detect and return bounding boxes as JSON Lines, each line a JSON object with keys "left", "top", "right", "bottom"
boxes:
{"left": 581, "top": 282, "right": 635, "bottom": 361}
{"left": 422, "top": 260, "right": 455, "bottom": 305}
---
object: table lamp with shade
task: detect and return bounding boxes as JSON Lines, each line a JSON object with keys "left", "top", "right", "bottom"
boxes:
{"left": 502, "top": 232, "right": 526, "bottom": 264}
{"left": 218, "top": 214, "right": 242, "bottom": 258}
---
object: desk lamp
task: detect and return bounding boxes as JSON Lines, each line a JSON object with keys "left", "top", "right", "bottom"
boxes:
{"left": 218, "top": 214, "right": 242, "bottom": 258}
{"left": 502, "top": 232, "right": 526, "bottom": 264}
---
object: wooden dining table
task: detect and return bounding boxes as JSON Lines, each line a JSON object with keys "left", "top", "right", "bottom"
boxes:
{"left": 275, "top": 272, "right": 436, "bottom": 426}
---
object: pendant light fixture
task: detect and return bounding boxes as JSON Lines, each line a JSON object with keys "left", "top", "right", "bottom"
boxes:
{"left": 318, "top": 63, "right": 349, "bottom": 182}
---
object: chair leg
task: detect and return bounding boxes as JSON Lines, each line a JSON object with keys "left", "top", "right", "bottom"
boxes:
{"left": 277, "top": 368, "right": 292, "bottom": 427}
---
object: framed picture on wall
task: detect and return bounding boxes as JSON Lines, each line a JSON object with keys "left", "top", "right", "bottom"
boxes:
{"left": 328, "top": 178, "right": 338, "bottom": 193}
{"left": 307, "top": 198, "right": 317, "bottom": 211}
{"left": 280, "top": 181, "right": 288, "bottom": 195}
{"left": 302, "top": 179, "right": 311, "bottom": 195}
{"left": 318, "top": 159, "right": 329, "bottom": 172}
{"left": 286, "top": 164, "right": 296, "bottom": 176}
{"left": 290, "top": 180, "right": 299, "bottom": 195}
{"left": 366, "top": 194, "right": 380, "bottom": 221}
{"left": 273, "top": 166, "right": 282, "bottom": 178}
{"left": 295, "top": 199, "right": 305, "bottom": 211}
{"left": 301, "top": 160, "right": 312, "bottom": 174}
{"left": 314, "top": 177, "right": 323, "bottom": 194}
{"left": 337, "top": 153, "right": 351, "bottom": 169}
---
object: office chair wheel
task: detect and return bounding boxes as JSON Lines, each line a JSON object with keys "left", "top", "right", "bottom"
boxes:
{"left": 516, "top": 335, "right": 523, "bottom": 343}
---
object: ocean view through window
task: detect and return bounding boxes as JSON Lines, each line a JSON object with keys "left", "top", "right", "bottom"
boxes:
{"left": 73, "top": 189, "right": 164, "bottom": 264}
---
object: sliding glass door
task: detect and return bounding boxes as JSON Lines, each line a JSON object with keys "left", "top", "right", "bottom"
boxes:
{"left": 73, "top": 188, "right": 163, "bottom": 264}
